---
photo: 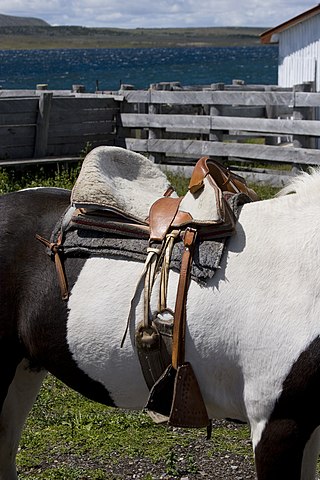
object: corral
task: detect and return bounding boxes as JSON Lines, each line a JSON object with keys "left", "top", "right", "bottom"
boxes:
{"left": 0, "top": 80, "right": 319, "bottom": 185}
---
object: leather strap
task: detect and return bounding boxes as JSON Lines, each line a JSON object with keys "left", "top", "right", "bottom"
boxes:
{"left": 36, "top": 233, "right": 69, "bottom": 300}
{"left": 172, "top": 228, "right": 197, "bottom": 370}
{"left": 159, "top": 230, "right": 180, "bottom": 313}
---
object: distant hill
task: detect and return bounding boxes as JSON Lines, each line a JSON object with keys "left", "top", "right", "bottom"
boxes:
{"left": 0, "top": 13, "right": 49, "bottom": 27}
{"left": 0, "top": 21, "right": 268, "bottom": 50}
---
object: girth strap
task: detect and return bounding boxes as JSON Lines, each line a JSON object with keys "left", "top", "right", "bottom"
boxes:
{"left": 172, "top": 228, "right": 197, "bottom": 369}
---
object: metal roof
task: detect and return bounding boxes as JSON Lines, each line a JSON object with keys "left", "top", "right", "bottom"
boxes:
{"left": 260, "top": 4, "right": 320, "bottom": 44}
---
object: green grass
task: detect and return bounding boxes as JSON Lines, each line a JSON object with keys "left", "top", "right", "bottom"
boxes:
{"left": 166, "top": 171, "right": 280, "bottom": 199}
{"left": 0, "top": 163, "right": 280, "bottom": 199}
{"left": 17, "top": 375, "right": 252, "bottom": 479}
{"left": 0, "top": 163, "right": 82, "bottom": 194}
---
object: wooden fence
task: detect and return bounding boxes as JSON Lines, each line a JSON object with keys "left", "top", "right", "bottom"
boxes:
{"left": 1, "top": 82, "right": 320, "bottom": 185}
{"left": 117, "top": 82, "right": 320, "bottom": 184}
{"left": 0, "top": 90, "right": 119, "bottom": 163}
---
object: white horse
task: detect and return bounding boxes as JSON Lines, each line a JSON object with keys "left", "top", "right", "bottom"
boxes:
{"left": 1, "top": 160, "right": 320, "bottom": 480}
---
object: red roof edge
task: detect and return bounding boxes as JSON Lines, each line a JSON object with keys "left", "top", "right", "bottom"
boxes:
{"left": 260, "top": 4, "right": 320, "bottom": 44}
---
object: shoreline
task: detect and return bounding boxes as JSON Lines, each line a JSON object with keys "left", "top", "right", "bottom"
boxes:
{"left": 0, "top": 26, "right": 267, "bottom": 50}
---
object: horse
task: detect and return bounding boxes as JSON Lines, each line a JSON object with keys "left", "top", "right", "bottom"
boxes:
{"left": 1, "top": 165, "right": 320, "bottom": 480}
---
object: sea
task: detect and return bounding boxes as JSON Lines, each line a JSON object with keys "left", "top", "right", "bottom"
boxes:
{"left": 0, "top": 45, "right": 278, "bottom": 92}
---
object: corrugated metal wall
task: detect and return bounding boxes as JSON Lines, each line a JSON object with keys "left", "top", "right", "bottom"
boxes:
{"left": 278, "top": 14, "right": 320, "bottom": 92}
{"left": 278, "top": 14, "right": 320, "bottom": 147}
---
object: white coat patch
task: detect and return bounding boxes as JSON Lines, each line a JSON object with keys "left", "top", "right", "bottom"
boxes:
{"left": 67, "top": 257, "right": 149, "bottom": 409}
{"left": 67, "top": 185, "right": 320, "bottom": 441}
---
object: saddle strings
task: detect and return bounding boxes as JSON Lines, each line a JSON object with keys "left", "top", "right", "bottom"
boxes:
{"left": 121, "top": 229, "right": 179, "bottom": 348}
{"left": 158, "top": 230, "right": 179, "bottom": 313}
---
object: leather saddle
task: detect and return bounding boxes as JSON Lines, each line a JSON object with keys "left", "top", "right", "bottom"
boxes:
{"left": 71, "top": 154, "right": 258, "bottom": 241}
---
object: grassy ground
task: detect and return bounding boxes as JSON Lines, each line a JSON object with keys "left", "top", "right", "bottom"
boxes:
{"left": 17, "top": 375, "right": 253, "bottom": 479}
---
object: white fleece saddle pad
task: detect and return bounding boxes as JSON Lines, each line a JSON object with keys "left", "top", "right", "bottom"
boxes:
{"left": 71, "top": 146, "right": 172, "bottom": 222}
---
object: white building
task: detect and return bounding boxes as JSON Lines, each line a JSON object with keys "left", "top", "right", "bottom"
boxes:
{"left": 260, "top": 4, "right": 320, "bottom": 92}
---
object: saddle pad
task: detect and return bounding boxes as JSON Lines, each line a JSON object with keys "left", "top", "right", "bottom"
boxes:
{"left": 71, "top": 146, "right": 173, "bottom": 222}
{"left": 51, "top": 193, "right": 250, "bottom": 284}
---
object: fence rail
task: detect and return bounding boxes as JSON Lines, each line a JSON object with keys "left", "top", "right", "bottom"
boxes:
{"left": 0, "top": 82, "right": 319, "bottom": 185}
{"left": 122, "top": 89, "right": 320, "bottom": 107}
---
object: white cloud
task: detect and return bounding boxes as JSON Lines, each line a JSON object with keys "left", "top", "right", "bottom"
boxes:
{"left": 0, "top": 0, "right": 317, "bottom": 28}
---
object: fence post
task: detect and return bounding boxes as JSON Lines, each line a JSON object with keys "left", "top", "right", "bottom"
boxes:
{"left": 34, "top": 92, "right": 53, "bottom": 158}
{"left": 264, "top": 85, "right": 279, "bottom": 145}
{"left": 209, "top": 83, "right": 224, "bottom": 143}
{"left": 116, "top": 85, "right": 136, "bottom": 147}
{"left": 148, "top": 83, "right": 164, "bottom": 163}
{"left": 72, "top": 85, "right": 85, "bottom": 93}
{"left": 293, "top": 82, "right": 315, "bottom": 149}
{"left": 208, "top": 83, "right": 227, "bottom": 164}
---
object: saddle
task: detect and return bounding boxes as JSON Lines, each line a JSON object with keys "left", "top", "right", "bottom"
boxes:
{"left": 38, "top": 146, "right": 258, "bottom": 434}
{"left": 70, "top": 148, "right": 258, "bottom": 241}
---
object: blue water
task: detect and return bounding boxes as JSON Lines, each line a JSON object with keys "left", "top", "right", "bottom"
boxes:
{"left": 0, "top": 46, "right": 278, "bottom": 92}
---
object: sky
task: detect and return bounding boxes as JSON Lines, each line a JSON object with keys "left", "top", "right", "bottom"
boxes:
{"left": 0, "top": 0, "right": 317, "bottom": 29}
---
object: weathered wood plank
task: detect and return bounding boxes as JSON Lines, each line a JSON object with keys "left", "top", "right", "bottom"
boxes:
{"left": 50, "top": 108, "right": 116, "bottom": 124}
{"left": 0, "top": 90, "right": 73, "bottom": 97}
{"left": 1, "top": 112, "right": 38, "bottom": 126}
{"left": 0, "top": 90, "right": 122, "bottom": 99}
{"left": 220, "top": 106, "right": 266, "bottom": 117}
{"left": 48, "top": 121, "right": 114, "bottom": 137}
{"left": 34, "top": 92, "right": 53, "bottom": 158}
{"left": 123, "top": 90, "right": 295, "bottom": 106}
{"left": 295, "top": 92, "right": 320, "bottom": 107}
{"left": 45, "top": 144, "right": 87, "bottom": 156}
{"left": 123, "top": 90, "right": 320, "bottom": 107}
{"left": 120, "top": 113, "right": 320, "bottom": 136}
{"left": 124, "top": 138, "right": 320, "bottom": 165}
{"left": 45, "top": 139, "right": 114, "bottom": 156}
{"left": 121, "top": 113, "right": 210, "bottom": 130}
{"left": 51, "top": 97, "right": 118, "bottom": 110}
{"left": 211, "top": 116, "right": 319, "bottom": 136}
{"left": 47, "top": 133, "right": 115, "bottom": 146}
{"left": 0, "top": 125, "right": 35, "bottom": 144}
{"left": 0, "top": 145, "right": 34, "bottom": 159}
{"left": 0, "top": 97, "right": 39, "bottom": 113}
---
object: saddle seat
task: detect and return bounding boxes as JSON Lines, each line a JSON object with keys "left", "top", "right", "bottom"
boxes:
{"left": 71, "top": 145, "right": 174, "bottom": 225}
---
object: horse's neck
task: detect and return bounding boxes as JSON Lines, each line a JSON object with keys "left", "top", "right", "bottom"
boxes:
{"left": 239, "top": 192, "right": 320, "bottom": 233}
{"left": 224, "top": 192, "right": 320, "bottom": 287}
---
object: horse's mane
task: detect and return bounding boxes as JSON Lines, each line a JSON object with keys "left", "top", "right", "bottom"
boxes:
{"left": 276, "top": 168, "right": 320, "bottom": 201}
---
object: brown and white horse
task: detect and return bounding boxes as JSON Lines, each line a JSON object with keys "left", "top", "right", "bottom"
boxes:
{"left": 1, "top": 169, "right": 320, "bottom": 480}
